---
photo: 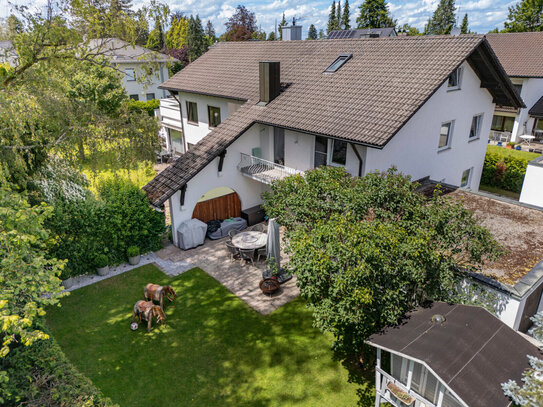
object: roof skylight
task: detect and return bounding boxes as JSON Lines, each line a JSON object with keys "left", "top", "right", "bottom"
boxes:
{"left": 324, "top": 53, "right": 352, "bottom": 73}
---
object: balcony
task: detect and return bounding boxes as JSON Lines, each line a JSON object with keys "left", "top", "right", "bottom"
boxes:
{"left": 376, "top": 367, "right": 438, "bottom": 407}
{"left": 237, "top": 153, "right": 302, "bottom": 184}
{"left": 489, "top": 130, "right": 512, "bottom": 143}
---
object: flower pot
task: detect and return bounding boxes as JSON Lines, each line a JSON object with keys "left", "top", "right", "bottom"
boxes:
{"left": 387, "top": 382, "right": 415, "bottom": 406}
{"left": 506, "top": 145, "right": 513, "bottom": 149}
{"left": 62, "top": 277, "right": 74, "bottom": 289}
{"left": 96, "top": 265, "right": 109, "bottom": 276}
{"left": 128, "top": 255, "right": 141, "bottom": 265}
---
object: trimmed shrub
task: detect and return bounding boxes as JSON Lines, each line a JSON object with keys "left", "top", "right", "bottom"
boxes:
{"left": 95, "top": 254, "right": 109, "bottom": 268}
{"left": 127, "top": 246, "right": 140, "bottom": 258}
{"left": 47, "top": 177, "right": 164, "bottom": 278}
{"left": 0, "top": 323, "right": 116, "bottom": 406}
{"left": 126, "top": 99, "right": 160, "bottom": 116}
{"left": 480, "top": 147, "right": 538, "bottom": 193}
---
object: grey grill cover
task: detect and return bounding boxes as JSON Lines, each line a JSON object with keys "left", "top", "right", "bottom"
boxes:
{"left": 177, "top": 218, "right": 207, "bottom": 249}
{"left": 207, "top": 217, "right": 247, "bottom": 240}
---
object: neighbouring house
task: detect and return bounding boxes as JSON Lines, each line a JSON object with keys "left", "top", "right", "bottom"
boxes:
{"left": 367, "top": 302, "right": 542, "bottom": 407}
{"left": 144, "top": 35, "right": 522, "bottom": 247}
{"left": 0, "top": 40, "right": 18, "bottom": 66}
{"left": 327, "top": 27, "right": 397, "bottom": 39}
{"left": 87, "top": 38, "right": 176, "bottom": 102}
{"left": 486, "top": 32, "right": 543, "bottom": 144}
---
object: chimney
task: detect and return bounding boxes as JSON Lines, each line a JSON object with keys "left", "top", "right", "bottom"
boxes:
{"left": 281, "top": 25, "right": 302, "bottom": 41}
{"left": 259, "top": 61, "right": 280, "bottom": 105}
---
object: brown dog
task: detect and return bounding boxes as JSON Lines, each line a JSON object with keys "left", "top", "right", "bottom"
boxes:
{"left": 144, "top": 284, "right": 177, "bottom": 310}
{"left": 132, "top": 300, "right": 166, "bottom": 332}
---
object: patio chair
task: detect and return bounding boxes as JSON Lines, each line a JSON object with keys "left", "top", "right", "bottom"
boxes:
{"left": 225, "top": 241, "right": 240, "bottom": 262}
{"left": 250, "top": 224, "right": 267, "bottom": 233}
{"left": 257, "top": 247, "right": 267, "bottom": 263}
{"left": 228, "top": 229, "right": 241, "bottom": 239}
{"left": 239, "top": 248, "right": 256, "bottom": 265}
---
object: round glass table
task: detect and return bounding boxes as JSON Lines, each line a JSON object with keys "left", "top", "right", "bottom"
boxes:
{"left": 231, "top": 231, "right": 267, "bottom": 250}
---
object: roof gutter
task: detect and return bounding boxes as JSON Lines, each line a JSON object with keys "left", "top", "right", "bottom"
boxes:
{"left": 158, "top": 86, "right": 248, "bottom": 102}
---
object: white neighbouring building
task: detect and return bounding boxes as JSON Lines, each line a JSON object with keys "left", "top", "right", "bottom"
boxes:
{"left": 88, "top": 38, "right": 176, "bottom": 102}
{"left": 486, "top": 32, "right": 543, "bottom": 144}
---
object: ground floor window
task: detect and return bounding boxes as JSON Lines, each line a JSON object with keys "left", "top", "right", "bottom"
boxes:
{"left": 491, "top": 115, "right": 514, "bottom": 132}
{"left": 533, "top": 118, "right": 543, "bottom": 142}
{"left": 314, "top": 136, "right": 328, "bottom": 168}
{"left": 129, "top": 94, "right": 139, "bottom": 101}
{"left": 460, "top": 168, "right": 472, "bottom": 188}
{"left": 331, "top": 140, "right": 347, "bottom": 165}
{"left": 146, "top": 93, "right": 155, "bottom": 101}
{"left": 169, "top": 128, "right": 184, "bottom": 154}
{"left": 314, "top": 137, "right": 348, "bottom": 167}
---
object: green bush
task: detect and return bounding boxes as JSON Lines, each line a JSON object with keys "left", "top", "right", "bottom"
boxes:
{"left": 481, "top": 146, "right": 538, "bottom": 193}
{"left": 126, "top": 99, "right": 160, "bottom": 116}
{"left": 0, "top": 323, "right": 116, "bottom": 406}
{"left": 127, "top": 245, "right": 140, "bottom": 257}
{"left": 47, "top": 177, "right": 164, "bottom": 278}
{"left": 95, "top": 254, "right": 109, "bottom": 268}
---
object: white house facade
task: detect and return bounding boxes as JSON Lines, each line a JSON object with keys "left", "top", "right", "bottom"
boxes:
{"left": 487, "top": 32, "right": 543, "bottom": 143}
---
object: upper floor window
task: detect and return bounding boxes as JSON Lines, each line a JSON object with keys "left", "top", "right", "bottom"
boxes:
{"left": 314, "top": 136, "right": 328, "bottom": 168}
{"left": 208, "top": 105, "right": 221, "bottom": 128}
{"left": 324, "top": 54, "right": 352, "bottom": 73}
{"left": 331, "top": 140, "right": 347, "bottom": 165}
{"left": 469, "top": 114, "right": 483, "bottom": 140}
{"left": 186, "top": 101, "right": 198, "bottom": 124}
{"left": 438, "top": 121, "right": 454, "bottom": 150}
{"left": 447, "top": 67, "right": 462, "bottom": 90}
{"left": 125, "top": 68, "right": 136, "bottom": 81}
{"left": 146, "top": 93, "right": 155, "bottom": 101}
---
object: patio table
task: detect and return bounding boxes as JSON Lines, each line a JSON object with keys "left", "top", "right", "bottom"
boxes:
{"left": 231, "top": 231, "right": 267, "bottom": 250}
{"left": 520, "top": 134, "right": 536, "bottom": 146}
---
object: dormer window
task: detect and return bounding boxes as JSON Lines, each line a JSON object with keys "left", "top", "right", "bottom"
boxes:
{"left": 324, "top": 54, "right": 352, "bottom": 73}
{"left": 447, "top": 67, "right": 462, "bottom": 90}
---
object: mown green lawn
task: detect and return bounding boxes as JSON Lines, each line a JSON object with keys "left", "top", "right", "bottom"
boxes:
{"left": 486, "top": 145, "right": 541, "bottom": 160}
{"left": 47, "top": 265, "right": 371, "bottom": 406}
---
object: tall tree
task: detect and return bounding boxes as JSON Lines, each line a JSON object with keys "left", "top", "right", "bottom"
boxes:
{"left": 399, "top": 23, "right": 422, "bottom": 36}
{"left": 251, "top": 28, "right": 266, "bottom": 40}
{"left": 224, "top": 5, "right": 257, "bottom": 41}
{"left": 503, "top": 0, "right": 542, "bottom": 32}
{"left": 460, "top": 13, "right": 469, "bottom": 34}
{"left": 356, "top": 0, "right": 396, "bottom": 29}
{"left": 205, "top": 20, "right": 216, "bottom": 44}
{"left": 267, "top": 31, "right": 276, "bottom": 41}
{"left": 278, "top": 12, "right": 287, "bottom": 40}
{"left": 307, "top": 24, "right": 318, "bottom": 39}
{"left": 425, "top": 0, "right": 456, "bottom": 35}
{"left": 327, "top": 0, "right": 337, "bottom": 34}
{"left": 318, "top": 28, "right": 325, "bottom": 38}
{"left": 342, "top": 0, "right": 351, "bottom": 30}
{"left": 146, "top": 16, "right": 165, "bottom": 50}
{"left": 262, "top": 167, "right": 501, "bottom": 356}
{"left": 165, "top": 13, "right": 189, "bottom": 49}
{"left": 187, "top": 15, "right": 208, "bottom": 61}
{"left": 336, "top": 1, "right": 342, "bottom": 29}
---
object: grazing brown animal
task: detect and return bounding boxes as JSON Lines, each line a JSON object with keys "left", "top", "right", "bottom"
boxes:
{"left": 131, "top": 300, "right": 166, "bottom": 332}
{"left": 144, "top": 284, "right": 177, "bottom": 310}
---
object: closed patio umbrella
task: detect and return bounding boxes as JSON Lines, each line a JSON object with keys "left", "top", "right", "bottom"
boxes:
{"left": 266, "top": 218, "right": 281, "bottom": 271}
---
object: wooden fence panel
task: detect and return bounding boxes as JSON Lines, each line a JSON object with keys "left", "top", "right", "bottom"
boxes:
{"left": 192, "top": 192, "right": 241, "bottom": 223}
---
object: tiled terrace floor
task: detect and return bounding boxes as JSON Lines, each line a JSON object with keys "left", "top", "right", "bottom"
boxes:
{"left": 155, "top": 237, "right": 299, "bottom": 315}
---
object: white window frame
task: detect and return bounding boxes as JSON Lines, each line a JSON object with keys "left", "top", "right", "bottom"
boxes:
{"left": 125, "top": 68, "right": 136, "bottom": 81}
{"left": 469, "top": 114, "right": 483, "bottom": 141}
{"left": 447, "top": 67, "right": 462, "bottom": 91}
{"left": 438, "top": 121, "right": 454, "bottom": 151}
{"left": 185, "top": 101, "right": 199, "bottom": 126}
{"left": 460, "top": 168, "right": 472, "bottom": 188}
{"left": 313, "top": 137, "right": 348, "bottom": 168}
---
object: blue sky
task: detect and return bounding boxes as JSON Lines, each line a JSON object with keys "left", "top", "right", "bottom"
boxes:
{"left": 1, "top": 0, "right": 517, "bottom": 36}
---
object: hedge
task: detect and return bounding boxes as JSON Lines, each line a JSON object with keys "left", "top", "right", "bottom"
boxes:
{"left": 480, "top": 146, "right": 538, "bottom": 193}
{"left": 47, "top": 177, "right": 165, "bottom": 279}
{"left": 0, "top": 322, "right": 116, "bottom": 406}
{"left": 126, "top": 99, "right": 160, "bottom": 116}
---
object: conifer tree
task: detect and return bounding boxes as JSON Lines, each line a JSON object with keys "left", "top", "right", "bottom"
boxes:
{"left": 336, "top": 1, "right": 342, "bottom": 29}
{"left": 319, "top": 28, "right": 325, "bottom": 38}
{"left": 460, "top": 13, "right": 469, "bottom": 34}
{"left": 327, "top": 1, "right": 337, "bottom": 34}
{"left": 279, "top": 12, "right": 287, "bottom": 40}
{"left": 503, "top": 0, "right": 542, "bottom": 32}
{"left": 342, "top": 0, "right": 351, "bottom": 30}
{"left": 307, "top": 24, "right": 318, "bottom": 39}
{"left": 356, "top": 0, "right": 396, "bottom": 29}
{"left": 187, "top": 15, "right": 207, "bottom": 62}
{"left": 165, "top": 14, "right": 189, "bottom": 49}
{"left": 268, "top": 31, "right": 276, "bottom": 40}
{"left": 425, "top": 0, "right": 456, "bottom": 35}
{"left": 146, "top": 17, "right": 164, "bottom": 50}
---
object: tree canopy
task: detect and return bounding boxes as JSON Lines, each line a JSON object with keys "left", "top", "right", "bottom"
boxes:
{"left": 307, "top": 24, "right": 318, "bottom": 40}
{"left": 503, "top": 0, "right": 543, "bottom": 32}
{"left": 342, "top": 0, "right": 351, "bottom": 30}
{"left": 425, "top": 0, "right": 457, "bottom": 35}
{"left": 356, "top": 0, "right": 396, "bottom": 29}
{"left": 263, "top": 167, "right": 501, "bottom": 355}
{"left": 224, "top": 5, "right": 257, "bottom": 41}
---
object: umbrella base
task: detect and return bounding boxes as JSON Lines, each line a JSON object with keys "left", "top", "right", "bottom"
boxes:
{"left": 262, "top": 268, "right": 292, "bottom": 284}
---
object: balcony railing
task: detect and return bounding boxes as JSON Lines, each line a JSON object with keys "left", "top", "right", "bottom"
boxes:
{"left": 489, "top": 130, "right": 512, "bottom": 143}
{"left": 376, "top": 367, "right": 438, "bottom": 407}
{"left": 237, "top": 153, "right": 302, "bottom": 184}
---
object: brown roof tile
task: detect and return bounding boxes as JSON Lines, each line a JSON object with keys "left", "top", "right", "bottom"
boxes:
{"left": 146, "top": 36, "right": 522, "bottom": 206}
{"left": 487, "top": 32, "right": 543, "bottom": 78}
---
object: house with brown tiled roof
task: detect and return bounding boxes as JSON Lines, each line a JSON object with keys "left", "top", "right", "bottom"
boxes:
{"left": 486, "top": 32, "right": 543, "bottom": 144}
{"left": 144, "top": 34, "right": 523, "bottom": 250}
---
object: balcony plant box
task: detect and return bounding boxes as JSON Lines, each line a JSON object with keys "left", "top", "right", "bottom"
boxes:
{"left": 387, "top": 382, "right": 415, "bottom": 406}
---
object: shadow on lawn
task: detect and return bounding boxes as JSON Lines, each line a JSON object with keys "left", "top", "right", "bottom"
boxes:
{"left": 47, "top": 266, "right": 366, "bottom": 407}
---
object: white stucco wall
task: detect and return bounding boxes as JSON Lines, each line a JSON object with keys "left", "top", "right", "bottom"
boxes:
{"left": 118, "top": 62, "right": 169, "bottom": 100}
{"left": 510, "top": 77, "right": 543, "bottom": 141}
{"left": 520, "top": 159, "right": 543, "bottom": 208}
{"left": 364, "top": 62, "right": 494, "bottom": 189}
{"left": 177, "top": 92, "right": 244, "bottom": 146}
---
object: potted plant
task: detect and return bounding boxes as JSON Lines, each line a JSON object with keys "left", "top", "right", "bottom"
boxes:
{"left": 95, "top": 254, "right": 109, "bottom": 276}
{"left": 127, "top": 246, "right": 141, "bottom": 265}
{"left": 262, "top": 258, "right": 279, "bottom": 280}
{"left": 506, "top": 141, "right": 516, "bottom": 149}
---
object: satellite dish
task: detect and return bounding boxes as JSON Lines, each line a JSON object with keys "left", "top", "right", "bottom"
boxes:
{"left": 451, "top": 26, "right": 461, "bottom": 37}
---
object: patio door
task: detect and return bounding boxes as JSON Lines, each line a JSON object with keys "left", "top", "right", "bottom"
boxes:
{"left": 274, "top": 127, "right": 285, "bottom": 165}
